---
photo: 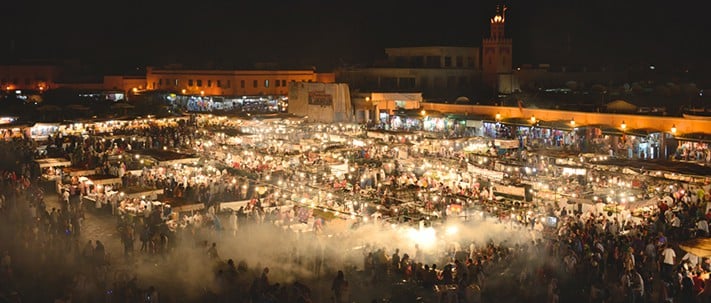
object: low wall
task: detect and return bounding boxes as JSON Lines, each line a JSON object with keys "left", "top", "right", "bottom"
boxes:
{"left": 421, "top": 104, "right": 711, "bottom": 136}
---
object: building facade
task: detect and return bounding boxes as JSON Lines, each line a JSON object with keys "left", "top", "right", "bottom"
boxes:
{"left": 0, "top": 64, "right": 60, "bottom": 92}
{"left": 337, "top": 7, "right": 511, "bottom": 100}
{"left": 146, "top": 67, "right": 335, "bottom": 97}
{"left": 337, "top": 46, "right": 482, "bottom": 100}
{"left": 482, "top": 7, "right": 513, "bottom": 93}
{"left": 288, "top": 82, "right": 353, "bottom": 123}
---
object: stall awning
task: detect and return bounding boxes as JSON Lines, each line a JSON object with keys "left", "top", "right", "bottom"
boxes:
{"left": 172, "top": 203, "right": 205, "bottom": 213}
{"left": 537, "top": 120, "right": 576, "bottom": 131}
{"left": 675, "top": 132, "right": 711, "bottom": 143}
{"left": 580, "top": 124, "right": 625, "bottom": 136}
{"left": 35, "top": 158, "right": 71, "bottom": 168}
{"left": 126, "top": 149, "right": 200, "bottom": 166}
{"left": 81, "top": 174, "right": 122, "bottom": 185}
{"left": 500, "top": 117, "right": 535, "bottom": 127}
{"left": 625, "top": 128, "right": 662, "bottom": 137}
{"left": 592, "top": 159, "right": 711, "bottom": 177}
{"left": 680, "top": 238, "right": 711, "bottom": 257}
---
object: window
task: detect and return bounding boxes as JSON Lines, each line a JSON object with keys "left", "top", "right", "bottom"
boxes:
{"left": 456, "top": 56, "right": 463, "bottom": 67}
{"left": 216, "top": 80, "right": 222, "bottom": 88}
{"left": 196, "top": 80, "right": 202, "bottom": 87}
{"left": 275, "top": 79, "right": 280, "bottom": 87}
{"left": 281, "top": 80, "right": 286, "bottom": 87}
{"left": 381, "top": 77, "right": 397, "bottom": 89}
{"left": 253, "top": 80, "right": 258, "bottom": 88}
{"left": 264, "top": 80, "right": 269, "bottom": 88}
{"left": 398, "top": 77, "right": 416, "bottom": 89}
{"left": 241, "top": 80, "right": 245, "bottom": 88}
{"left": 188, "top": 79, "right": 193, "bottom": 86}
{"left": 444, "top": 56, "right": 452, "bottom": 67}
{"left": 207, "top": 80, "right": 212, "bottom": 87}
{"left": 467, "top": 57, "right": 475, "bottom": 68}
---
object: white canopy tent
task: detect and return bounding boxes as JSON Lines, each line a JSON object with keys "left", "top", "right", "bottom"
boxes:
{"left": 35, "top": 158, "right": 71, "bottom": 169}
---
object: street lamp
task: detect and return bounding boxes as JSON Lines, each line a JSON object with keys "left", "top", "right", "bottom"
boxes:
{"left": 570, "top": 118, "right": 575, "bottom": 127}
{"left": 495, "top": 113, "right": 501, "bottom": 121}
{"left": 530, "top": 116, "right": 536, "bottom": 124}
{"left": 620, "top": 121, "right": 626, "bottom": 130}
{"left": 671, "top": 124, "right": 677, "bottom": 135}
{"left": 421, "top": 109, "right": 426, "bottom": 116}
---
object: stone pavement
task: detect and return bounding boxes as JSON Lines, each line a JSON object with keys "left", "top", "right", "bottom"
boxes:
{"left": 43, "top": 187, "right": 124, "bottom": 255}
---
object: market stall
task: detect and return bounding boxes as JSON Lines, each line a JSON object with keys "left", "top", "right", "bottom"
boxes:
{"left": 34, "top": 158, "right": 71, "bottom": 180}
{"left": 125, "top": 149, "right": 201, "bottom": 166}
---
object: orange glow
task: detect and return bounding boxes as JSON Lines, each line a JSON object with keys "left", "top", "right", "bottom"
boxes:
{"left": 491, "top": 15, "right": 505, "bottom": 23}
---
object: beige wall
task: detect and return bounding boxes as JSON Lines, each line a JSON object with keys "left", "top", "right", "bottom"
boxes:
{"left": 288, "top": 83, "right": 353, "bottom": 123}
{"left": 147, "top": 67, "right": 333, "bottom": 96}
{"left": 337, "top": 67, "right": 481, "bottom": 93}
{"left": 385, "top": 46, "right": 480, "bottom": 69}
{"left": 420, "top": 104, "right": 711, "bottom": 136}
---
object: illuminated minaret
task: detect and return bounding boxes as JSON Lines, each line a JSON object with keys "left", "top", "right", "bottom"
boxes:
{"left": 482, "top": 5, "right": 513, "bottom": 91}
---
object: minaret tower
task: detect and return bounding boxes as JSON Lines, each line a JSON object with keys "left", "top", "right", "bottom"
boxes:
{"left": 482, "top": 5, "right": 513, "bottom": 92}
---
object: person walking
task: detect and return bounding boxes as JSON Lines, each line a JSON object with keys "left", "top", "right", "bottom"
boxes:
{"left": 331, "top": 270, "right": 349, "bottom": 303}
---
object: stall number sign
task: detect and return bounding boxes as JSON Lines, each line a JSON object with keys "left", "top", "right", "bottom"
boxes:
{"left": 494, "top": 184, "right": 526, "bottom": 198}
{"left": 308, "top": 91, "right": 333, "bottom": 106}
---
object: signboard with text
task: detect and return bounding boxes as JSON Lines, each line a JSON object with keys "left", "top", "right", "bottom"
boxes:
{"left": 308, "top": 91, "right": 333, "bottom": 106}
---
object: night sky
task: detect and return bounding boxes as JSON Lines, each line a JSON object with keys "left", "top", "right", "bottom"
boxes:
{"left": 3, "top": 0, "right": 710, "bottom": 73}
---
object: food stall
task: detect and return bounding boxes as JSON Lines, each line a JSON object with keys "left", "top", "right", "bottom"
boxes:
{"left": 34, "top": 158, "right": 72, "bottom": 180}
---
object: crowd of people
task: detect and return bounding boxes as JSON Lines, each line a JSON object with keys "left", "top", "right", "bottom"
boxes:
{"left": 0, "top": 114, "right": 710, "bottom": 303}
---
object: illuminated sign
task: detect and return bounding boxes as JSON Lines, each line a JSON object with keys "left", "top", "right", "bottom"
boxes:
{"left": 308, "top": 91, "right": 333, "bottom": 106}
